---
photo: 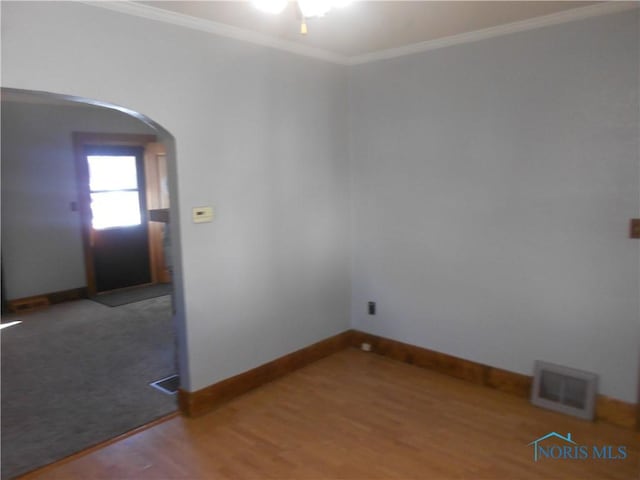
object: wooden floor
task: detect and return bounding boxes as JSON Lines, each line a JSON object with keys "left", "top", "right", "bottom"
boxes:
{"left": 22, "top": 349, "right": 639, "bottom": 479}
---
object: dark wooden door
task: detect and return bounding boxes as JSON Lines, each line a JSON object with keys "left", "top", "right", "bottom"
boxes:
{"left": 84, "top": 145, "right": 151, "bottom": 293}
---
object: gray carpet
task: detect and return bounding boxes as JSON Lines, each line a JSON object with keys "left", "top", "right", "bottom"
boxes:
{"left": 1, "top": 296, "right": 177, "bottom": 480}
{"left": 91, "top": 283, "right": 173, "bottom": 307}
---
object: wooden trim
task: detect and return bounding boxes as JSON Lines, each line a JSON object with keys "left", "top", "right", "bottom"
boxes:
{"left": 595, "top": 395, "right": 637, "bottom": 430}
{"left": 350, "top": 330, "right": 637, "bottom": 430}
{"left": 72, "top": 133, "right": 157, "bottom": 296}
{"left": 16, "top": 411, "right": 179, "bottom": 480}
{"left": 47, "top": 287, "right": 89, "bottom": 304}
{"left": 7, "top": 287, "right": 88, "bottom": 313}
{"left": 484, "top": 364, "right": 532, "bottom": 398}
{"left": 144, "top": 143, "right": 171, "bottom": 284}
{"left": 178, "top": 330, "right": 354, "bottom": 417}
{"left": 350, "top": 330, "right": 531, "bottom": 396}
{"left": 7, "top": 296, "right": 49, "bottom": 314}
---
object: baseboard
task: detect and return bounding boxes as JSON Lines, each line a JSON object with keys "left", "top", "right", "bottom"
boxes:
{"left": 350, "top": 330, "right": 531, "bottom": 396}
{"left": 178, "top": 330, "right": 354, "bottom": 417}
{"left": 7, "top": 287, "right": 88, "bottom": 313}
{"left": 48, "top": 287, "right": 89, "bottom": 304}
{"left": 350, "top": 330, "right": 638, "bottom": 430}
{"left": 595, "top": 395, "right": 637, "bottom": 430}
{"left": 177, "top": 328, "right": 636, "bottom": 429}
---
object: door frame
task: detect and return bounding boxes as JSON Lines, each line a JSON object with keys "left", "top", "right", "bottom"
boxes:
{"left": 144, "top": 142, "right": 172, "bottom": 285}
{"left": 73, "top": 132, "right": 157, "bottom": 296}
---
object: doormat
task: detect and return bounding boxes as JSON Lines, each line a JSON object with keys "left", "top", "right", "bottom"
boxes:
{"left": 91, "top": 284, "right": 172, "bottom": 307}
{"left": 150, "top": 375, "right": 180, "bottom": 395}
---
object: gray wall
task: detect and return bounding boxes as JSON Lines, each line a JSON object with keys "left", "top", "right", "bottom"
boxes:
{"left": 1, "top": 101, "right": 156, "bottom": 299}
{"left": 2, "top": 2, "right": 637, "bottom": 404}
{"left": 350, "top": 11, "right": 639, "bottom": 402}
{"left": 1, "top": 1, "right": 351, "bottom": 391}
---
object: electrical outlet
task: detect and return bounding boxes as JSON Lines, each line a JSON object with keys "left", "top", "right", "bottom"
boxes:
{"left": 368, "top": 301, "right": 376, "bottom": 315}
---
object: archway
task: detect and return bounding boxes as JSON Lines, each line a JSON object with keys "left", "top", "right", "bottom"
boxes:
{"left": 1, "top": 87, "right": 188, "bottom": 479}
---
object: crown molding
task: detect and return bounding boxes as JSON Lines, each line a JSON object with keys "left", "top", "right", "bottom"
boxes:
{"left": 80, "top": 1, "right": 637, "bottom": 67}
{"left": 347, "top": 2, "right": 639, "bottom": 65}
{"left": 79, "top": 1, "right": 350, "bottom": 65}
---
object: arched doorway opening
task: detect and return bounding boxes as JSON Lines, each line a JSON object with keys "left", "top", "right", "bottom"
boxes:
{"left": 1, "top": 87, "right": 188, "bottom": 479}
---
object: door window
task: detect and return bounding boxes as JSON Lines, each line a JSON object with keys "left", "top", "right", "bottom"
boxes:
{"left": 87, "top": 155, "right": 142, "bottom": 229}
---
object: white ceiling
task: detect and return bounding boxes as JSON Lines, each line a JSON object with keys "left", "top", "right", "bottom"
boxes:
{"left": 136, "top": 1, "right": 606, "bottom": 58}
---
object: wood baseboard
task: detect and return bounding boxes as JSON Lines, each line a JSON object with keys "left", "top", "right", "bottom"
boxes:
{"left": 7, "top": 287, "right": 88, "bottom": 313}
{"left": 178, "top": 328, "right": 636, "bottom": 429}
{"left": 48, "top": 287, "right": 89, "bottom": 304}
{"left": 350, "top": 331, "right": 531, "bottom": 397}
{"left": 178, "top": 330, "right": 354, "bottom": 417}
{"left": 350, "top": 330, "right": 637, "bottom": 430}
{"left": 595, "top": 395, "right": 637, "bottom": 430}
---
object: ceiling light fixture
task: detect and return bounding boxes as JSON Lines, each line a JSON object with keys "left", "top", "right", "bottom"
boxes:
{"left": 252, "top": 0, "right": 351, "bottom": 35}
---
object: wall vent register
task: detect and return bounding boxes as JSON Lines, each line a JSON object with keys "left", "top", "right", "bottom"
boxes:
{"left": 531, "top": 360, "right": 597, "bottom": 420}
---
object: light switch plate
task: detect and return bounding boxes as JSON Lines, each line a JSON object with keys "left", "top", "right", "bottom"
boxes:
{"left": 192, "top": 206, "right": 214, "bottom": 223}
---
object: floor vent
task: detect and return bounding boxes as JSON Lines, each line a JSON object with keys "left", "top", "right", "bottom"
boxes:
{"left": 150, "top": 375, "right": 179, "bottom": 395}
{"left": 531, "top": 360, "right": 597, "bottom": 420}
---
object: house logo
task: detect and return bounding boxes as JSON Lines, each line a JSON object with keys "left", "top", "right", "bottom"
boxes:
{"left": 528, "top": 432, "right": 576, "bottom": 462}
{"left": 528, "top": 432, "right": 627, "bottom": 462}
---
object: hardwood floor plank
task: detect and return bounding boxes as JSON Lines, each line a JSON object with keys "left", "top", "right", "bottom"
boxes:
{"left": 20, "top": 349, "right": 639, "bottom": 480}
